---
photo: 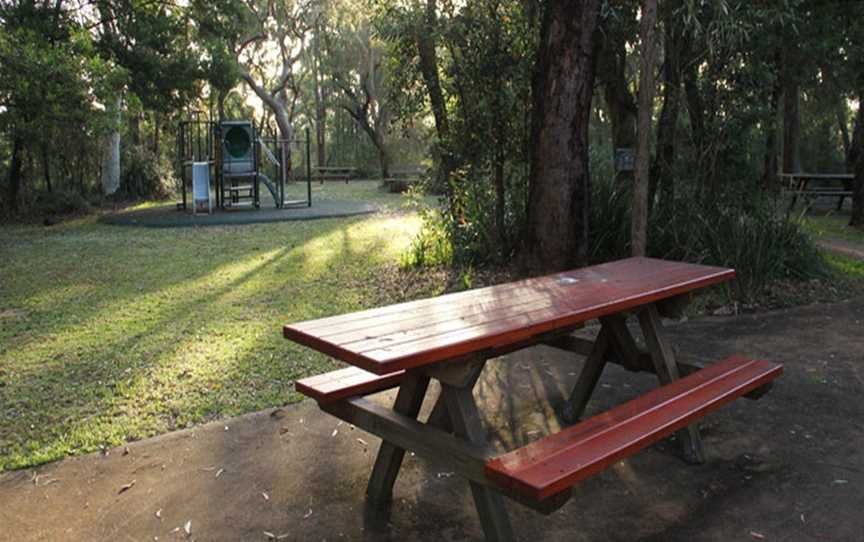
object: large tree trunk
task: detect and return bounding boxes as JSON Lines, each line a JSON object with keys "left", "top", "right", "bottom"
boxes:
{"left": 524, "top": 0, "right": 601, "bottom": 272}
{"left": 650, "top": 17, "right": 686, "bottom": 207}
{"left": 416, "top": 0, "right": 452, "bottom": 195}
{"left": 761, "top": 53, "right": 782, "bottom": 189}
{"left": 6, "top": 135, "right": 24, "bottom": 212}
{"left": 597, "top": 32, "right": 637, "bottom": 156}
{"left": 417, "top": 0, "right": 448, "bottom": 141}
{"left": 781, "top": 46, "right": 801, "bottom": 174}
{"left": 313, "top": 22, "right": 326, "bottom": 168}
{"left": 631, "top": 0, "right": 658, "bottom": 257}
{"left": 101, "top": 97, "right": 122, "bottom": 195}
{"left": 851, "top": 99, "right": 864, "bottom": 228}
{"left": 41, "top": 141, "right": 52, "bottom": 193}
{"left": 242, "top": 72, "right": 294, "bottom": 145}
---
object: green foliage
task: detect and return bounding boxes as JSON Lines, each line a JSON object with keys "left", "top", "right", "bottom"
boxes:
{"left": 31, "top": 190, "right": 92, "bottom": 217}
{"left": 588, "top": 178, "right": 827, "bottom": 302}
{"left": 402, "top": 206, "right": 453, "bottom": 268}
{"left": 121, "top": 145, "right": 177, "bottom": 199}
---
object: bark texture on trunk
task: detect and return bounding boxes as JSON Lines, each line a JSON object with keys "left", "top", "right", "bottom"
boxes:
{"left": 525, "top": 0, "right": 601, "bottom": 272}
{"left": 631, "top": 0, "right": 658, "bottom": 257}
{"left": 416, "top": 0, "right": 452, "bottom": 194}
{"left": 597, "top": 28, "right": 636, "bottom": 187}
{"left": 101, "top": 98, "right": 122, "bottom": 195}
{"left": 781, "top": 45, "right": 801, "bottom": 175}
{"left": 313, "top": 23, "right": 326, "bottom": 168}
{"left": 761, "top": 54, "right": 782, "bottom": 189}
{"left": 851, "top": 99, "right": 864, "bottom": 227}
{"left": 6, "top": 135, "right": 24, "bottom": 212}
{"left": 650, "top": 17, "right": 686, "bottom": 207}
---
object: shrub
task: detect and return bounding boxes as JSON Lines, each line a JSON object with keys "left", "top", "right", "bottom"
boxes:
{"left": 121, "top": 145, "right": 176, "bottom": 199}
{"left": 589, "top": 177, "right": 827, "bottom": 302}
{"left": 32, "top": 189, "right": 91, "bottom": 217}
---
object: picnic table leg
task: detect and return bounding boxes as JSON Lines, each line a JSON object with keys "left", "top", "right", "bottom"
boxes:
{"left": 442, "top": 382, "right": 515, "bottom": 542}
{"left": 427, "top": 362, "right": 486, "bottom": 432}
{"left": 637, "top": 304, "right": 706, "bottom": 464}
{"left": 365, "top": 372, "right": 430, "bottom": 507}
{"left": 561, "top": 327, "right": 611, "bottom": 423}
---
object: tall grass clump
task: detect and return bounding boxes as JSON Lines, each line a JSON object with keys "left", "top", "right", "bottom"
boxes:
{"left": 590, "top": 177, "right": 827, "bottom": 302}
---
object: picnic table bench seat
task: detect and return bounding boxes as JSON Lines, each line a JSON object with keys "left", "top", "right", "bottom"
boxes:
{"left": 485, "top": 355, "right": 781, "bottom": 501}
{"left": 295, "top": 366, "right": 404, "bottom": 404}
{"left": 295, "top": 355, "right": 781, "bottom": 504}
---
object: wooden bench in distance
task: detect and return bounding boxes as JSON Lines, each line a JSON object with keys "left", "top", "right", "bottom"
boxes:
{"left": 383, "top": 165, "right": 426, "bottom": 193}
{"left": 485, "top": 355, "right": 782, "bottom": 502}
{"left": 295, "top": 366, "right": 404, "bottom": 404}
{"left": 314, "top": 166, "right": 357, "bottom": 184}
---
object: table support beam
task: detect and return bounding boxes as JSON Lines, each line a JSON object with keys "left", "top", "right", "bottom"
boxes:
{"left": 638, "top": 304, "right": 706, "bottom": 464}
{"left": 443, "top": 382, "right": 516, "bottom": 542}
{"left": 561, "top": 327, "right": 611, "bottom": 423}
{"left": 365, "top": 372, "right": 430, "bottom": 506}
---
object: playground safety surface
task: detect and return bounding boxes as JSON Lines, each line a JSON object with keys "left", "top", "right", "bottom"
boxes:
{"left": 99, "top": 199, "right": 378, "bottom": 228}
{"left": 2, "top": 299, "right": 863, "bottom": 541}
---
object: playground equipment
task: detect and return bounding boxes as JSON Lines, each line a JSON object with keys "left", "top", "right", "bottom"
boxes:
{"left": 176, "top": 113, "right": 312, "bottom": 211}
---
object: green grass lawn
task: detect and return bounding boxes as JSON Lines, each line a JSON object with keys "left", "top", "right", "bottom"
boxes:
{"left": 803, "top": 213, "right": 864, "bottom": 243}
{"left": 0, "top": 182, "right": 441, "bottom": 471}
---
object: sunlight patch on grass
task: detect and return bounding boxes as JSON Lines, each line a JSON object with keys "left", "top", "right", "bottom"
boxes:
{"left": 825, "top": 253, "right": 864, "bottom": 279}
{"left": 0, "top": 192, "right": 428, "bottom": 471}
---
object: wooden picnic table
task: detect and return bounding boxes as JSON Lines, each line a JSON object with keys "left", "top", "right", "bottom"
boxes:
{"left": 286, "top": 257, "right": 782, "bottom": 540}
{"left": 314, "top": 166, "right": 357, "bottom": 184}
{"left": 779, "top": 172, "right": 853, "bottom": 211}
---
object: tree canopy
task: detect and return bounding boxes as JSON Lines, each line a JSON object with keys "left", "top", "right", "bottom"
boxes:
{"left": 2, "top": 0, "right": 863, "bottom": 271}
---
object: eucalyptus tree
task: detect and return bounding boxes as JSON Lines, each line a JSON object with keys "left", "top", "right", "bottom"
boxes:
{"left": 232, "top": 0, "right": 319, "bottom": 145}
{"left": 0, "top": 0, "right": 113, "bottom": 208}
{"left": 525, "top": 0, "right": 602, "bottom": 270}
{"left": 322, "top": 3, "right": 393, "bottom": 178}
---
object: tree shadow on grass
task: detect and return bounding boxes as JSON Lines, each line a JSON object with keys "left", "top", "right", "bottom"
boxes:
{"left": 0, "top": 215, "right": 398, "bottom": 471}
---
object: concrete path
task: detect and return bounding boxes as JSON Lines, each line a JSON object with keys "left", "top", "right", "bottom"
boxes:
{"left": 818, "top": 237, "right": 864, "bottom": 261}
{"left": 2, "top": 300, "right": 863, "bottom": 541}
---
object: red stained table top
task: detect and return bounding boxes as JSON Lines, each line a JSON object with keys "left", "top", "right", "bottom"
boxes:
{"left": 283, "top": 257, "right": 735, "bottom": 375}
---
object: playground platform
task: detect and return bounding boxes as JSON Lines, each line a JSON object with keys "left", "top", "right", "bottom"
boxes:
{"left": 100, "top": 199, "right": 378, "bottom": 228}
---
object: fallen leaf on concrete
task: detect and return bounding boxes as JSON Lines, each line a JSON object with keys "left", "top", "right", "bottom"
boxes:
{"left": 749, "top": 531, "right": 765, "bottom": 539}
{"left": 184, "top": 520, "right": 192, "bottom": 535}
{"left": 262, "top": 492, "right": 269, "bottom": 501}
{"left": 118, "top": 480, "right": 136, "bottom": 494}
{"left": 303, "top": 509, "right": 313, "bottom": 520}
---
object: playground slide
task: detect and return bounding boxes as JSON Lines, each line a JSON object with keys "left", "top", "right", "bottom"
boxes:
{"left": 257, "top": 139, "right": 282, "bottom": 208}
{"left": 257, "top": 173, "right": 280, "bottom": 208}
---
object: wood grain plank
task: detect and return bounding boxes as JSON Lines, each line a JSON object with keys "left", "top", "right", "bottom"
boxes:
{"left": 484, "top": 356, "right": 782, "bottom": 501}
{"left": 284, "top": 258, "right": 735, "bottom": 374}
{"left": 295, "top": 366, "right": 404, "bottom": 404}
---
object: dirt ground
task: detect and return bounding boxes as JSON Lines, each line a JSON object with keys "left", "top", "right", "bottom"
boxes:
{"left": 1, "top": 300, "right": 863, "bottom": 542}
